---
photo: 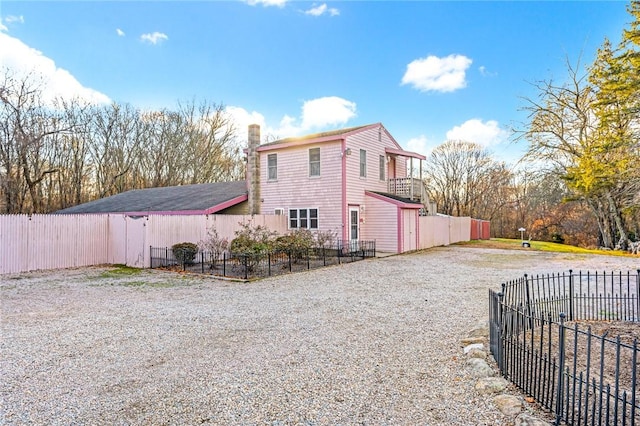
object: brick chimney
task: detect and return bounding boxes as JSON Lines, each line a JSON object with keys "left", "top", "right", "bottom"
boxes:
{"left": 247, "top": 124, "right": 261, "bottom": 215}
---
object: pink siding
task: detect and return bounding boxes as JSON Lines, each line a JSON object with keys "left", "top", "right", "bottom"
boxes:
{"left": 344, "top": 126, "right": 404, "bottom": 241}
{"left": 260, "top": 141, "right": 344, "bottom": 235}
{"left": 360, "top": 196, "right": 398, "bottom": 252}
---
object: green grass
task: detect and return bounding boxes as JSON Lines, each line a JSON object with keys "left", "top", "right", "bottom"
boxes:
{"left": 457, "top": 238, "right": 635, "bottom": 257}
{"left": 98, "top": 264, "right": 144, "bottom": 278}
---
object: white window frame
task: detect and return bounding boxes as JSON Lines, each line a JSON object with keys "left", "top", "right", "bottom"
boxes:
{"left": 288, "top": 208, "right": 319, "bottom": 230}
{"left": 268, "top": 153, "right": 277, "bottom": 181}
{"left": 360, "top": 149, "right": 367, "bottom": 178}
{"left": 379, "top": 155, "right": 385, "bottom": 181}
{"left": 309, "top": 147, "right": 320, "bottom": 177}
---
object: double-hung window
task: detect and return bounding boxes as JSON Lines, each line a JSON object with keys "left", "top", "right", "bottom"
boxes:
{"left": 309, "top": 148, "right": 320, "bottom": 177}
{"left": 267, "top": 154, "right": 277, "bottom": 180}
{"left": 360, "top": 149, "right": 367, "bottom": 178}
{"left": 379, "top": 155, "right": 385, "bottom": 181}
{"left": 289, "top": 208, "right": 318, "bottom": 230}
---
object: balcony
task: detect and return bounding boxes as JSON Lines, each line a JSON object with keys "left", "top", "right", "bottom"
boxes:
{"left": 388, "top": 177, "right": 425, "bottom": 201}
{"left": 387, "top": 177, "right": 436, "bottom": 216}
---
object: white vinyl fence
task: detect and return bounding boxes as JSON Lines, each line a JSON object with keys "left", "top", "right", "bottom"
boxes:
{"left": 0, "top": 214, "right": 288, "bottom": 274}
{"left": 0, "top": 213, "right": 482, "bottom": 275}
{"left": 418, "top": 215, "right": 471, "bottom": 249}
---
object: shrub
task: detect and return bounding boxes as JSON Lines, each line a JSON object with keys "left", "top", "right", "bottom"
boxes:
{"left": 314, "top": 229, "right": 338, "bottom": 248}
{"left": 229, "top": 220, "right": 278, "bottom": 255}
{"left": 198, "top": 226, "right": 229, "bottom": 268}
{"left": 172, "top": 242, "right": 199, "bottom": 265}
{"left": 274, "top": 229, "right": 314, "bottom": 253}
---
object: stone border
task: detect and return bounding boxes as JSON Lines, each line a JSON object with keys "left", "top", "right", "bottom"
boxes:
{"left": 462, "top": 324, "right": 554, "bottom": 426}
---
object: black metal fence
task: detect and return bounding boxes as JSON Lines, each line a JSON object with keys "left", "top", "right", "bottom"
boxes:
{"left": 489, "top": 270, "right": 640, "bottom": 426}
{"left": 149, "top": 239, "right": 376, "bottom": 280}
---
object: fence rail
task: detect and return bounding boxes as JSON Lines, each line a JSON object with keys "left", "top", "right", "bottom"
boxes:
{"left": 149, "top": 239, "right": 376, "bottom": 280}
{"left": 489, "top": 270, "right": 640, "bottom": 426}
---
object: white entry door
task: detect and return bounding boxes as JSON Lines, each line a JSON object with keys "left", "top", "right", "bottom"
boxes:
{"left": 349, "top": 207, "right": 359, "bottom": 252}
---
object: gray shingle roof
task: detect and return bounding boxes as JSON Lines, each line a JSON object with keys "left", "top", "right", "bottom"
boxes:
{"left": 260, "top": 123, "right": 375, "bottom": 147}
{"left": 56, "top": 181, "right": 248, "bottom": 214}
{"left": 368, "top": 191, "right": 423, "bottom": 205}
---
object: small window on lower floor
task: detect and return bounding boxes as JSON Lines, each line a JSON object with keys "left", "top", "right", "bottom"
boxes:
{"left": 288, "top": 208, "right": 319, "bottom": 230}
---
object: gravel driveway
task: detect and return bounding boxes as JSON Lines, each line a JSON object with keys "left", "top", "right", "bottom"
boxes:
{"left": 1, "top": 246, "right": 638, "bottom": 425}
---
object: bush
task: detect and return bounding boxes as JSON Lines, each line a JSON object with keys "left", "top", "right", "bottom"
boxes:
{"left": 550, "top": 233, "right": 565, "bottom": 244}
{"left": 274, "top": 229, "right": 314, "bottom": 253}
{"left": 172, "top": 242, "right": 199, "bottom": 265}
{"left": 229, "top": 220, "right": 278, "bottom": 255}
{"left": 198, "top": 226, "right": 229, "bottom": 268}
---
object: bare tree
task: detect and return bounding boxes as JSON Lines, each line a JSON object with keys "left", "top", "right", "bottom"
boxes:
{"left": 0, "top": 70, "right": 79, "bottom": 213}
{"left": 423, "top": 140, "right": 510, "bottom": 218}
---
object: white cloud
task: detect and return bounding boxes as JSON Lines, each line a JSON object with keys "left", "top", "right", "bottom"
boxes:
{"left": 140, "top": 32, "right": 168, "bottom": 45}
{"left": 226, "top": 96, "right": 357, "bottom": 143}
{"left": 244, "top": 0, "right": 288, "bottom": 7}
{"left": 0, "top": 32, "right": 111, "bottom": 105}
{"left": 0, "top": 22, "right": 7, "bottom": 32}
{"left": 479, "top": 65, "right": 496, "bottom": 77}
{"left": 401, "top": 54, "right": 472, "bottom": 93}
{"left": 116, "top": 28, "right": 125, "bottom": 37}
{"left": 305, "top": 3, "right": 340, "bottom": 16}
{"left": 5, "top": 15, "right": 25, "bottom": 24}
{"left": 405, "top": 135, "right": 429, "bottom": 157}
{"left": 300, "top": 96, "right": 356, "bottom": 129}
{"left": 445, "top": 119, "right": 508, "bottom": 147}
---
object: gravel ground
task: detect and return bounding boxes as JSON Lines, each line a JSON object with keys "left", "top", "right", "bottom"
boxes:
{"left": 1, "top": 246, "right": 638, "bottom": 425}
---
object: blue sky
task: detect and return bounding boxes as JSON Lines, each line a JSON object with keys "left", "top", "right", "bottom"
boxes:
{"left": 0, "top": 1, "right": 632, "bottom": 164}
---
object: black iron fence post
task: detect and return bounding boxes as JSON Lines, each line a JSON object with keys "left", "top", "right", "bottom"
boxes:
{"left": 268, "top": 252, "right": 271, "bottom": 277}
{"left": 243, "top": 255, "right": 248, "bottom": 280}
{"left": 525, "top": 273, "right": 533, "bottom": 329}
{"left": 223, "top": 252, "right": 226, "bottom": 277}
{"left": 637, "top": 269, "right": 640, "bottom": 321}
{"left": 555, "top": 312, "right": 567, "bottom": 425}
{"left": 568, "top": 270, "right": 574, "bottom": 321}
{"left": 497, "top": 290, "right": 505, "bottom": 373}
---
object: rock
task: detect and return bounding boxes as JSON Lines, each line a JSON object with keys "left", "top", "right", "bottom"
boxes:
{"left": 467, "top": 348, "right": 487, "bottom": 359}
{"left": 493, "top": 394, "right": 522, "bottom": 416}
{"left": 474, "top": 377, "right": 508, "bottom": 394}
{"left": 466, "top": 358, "right": 494, "bottom": 378}
{"left": 515, "top": 413, "right": 552, "bottom": 426}
{"left": 463, "top": 343, "right": 484, "bottom": 354}
{"left": 468, "top": 325, "right": 489, "bottom": 338}
{"left": 461, "top": 336, "right": 485, "bottom": 346}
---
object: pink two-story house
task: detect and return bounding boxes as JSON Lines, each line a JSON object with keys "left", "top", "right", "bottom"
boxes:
{"left": 246, "top": 123, "right": 434, "bottom": 254}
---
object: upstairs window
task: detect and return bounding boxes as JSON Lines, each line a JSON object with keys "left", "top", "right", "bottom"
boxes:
{"left": 379, "top": 155, "right": 385, "bottom": 181}
{"left": 267, "top": 154, "right": 277, "bottom": 180}
{"left": 309, "top": 148, "right": 320, "bottom": 177}
{"left": 289, "top": 208, "right": 319, "bottom": 230}
{"left": 360, "top": 149, "right": 367, "bottom": 178}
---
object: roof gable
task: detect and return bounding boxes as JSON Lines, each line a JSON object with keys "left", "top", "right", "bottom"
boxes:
{"left": 257, "top": 123, "right": 383, "bottom": 151}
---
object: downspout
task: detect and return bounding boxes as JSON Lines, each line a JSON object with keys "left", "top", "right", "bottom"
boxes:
{"left": 397, "top": 206, "right": 403, "bottom": 253}
{"left": 341, "top": 137, "right": 348, "bottom": 241}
